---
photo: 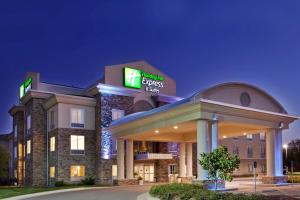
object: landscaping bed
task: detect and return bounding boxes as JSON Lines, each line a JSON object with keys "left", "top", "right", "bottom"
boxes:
{"left": 150, "top": 183, "right": 265, "bottom": 200}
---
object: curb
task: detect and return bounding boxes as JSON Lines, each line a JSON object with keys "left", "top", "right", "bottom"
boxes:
{"left": 2, "top": 186, "right": 110, "bottom": 200}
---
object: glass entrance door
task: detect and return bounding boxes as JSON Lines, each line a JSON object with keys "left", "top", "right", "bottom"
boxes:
{"left": 134, "top": 164, "right": 155, "bottom": 182}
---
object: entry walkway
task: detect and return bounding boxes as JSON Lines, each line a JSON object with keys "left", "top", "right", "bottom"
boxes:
{"left": 229, "top": 178, "right": 300, "bottom": 199}
{"left": 17, "top": 185, "right": 151, "bottom": 200}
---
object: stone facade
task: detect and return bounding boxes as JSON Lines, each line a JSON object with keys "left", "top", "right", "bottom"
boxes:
{"left": 48, "top": 128, "right": 96, "bottom": 185}
{"left": 25, "top": 98, "right": 47, "bottom": 186}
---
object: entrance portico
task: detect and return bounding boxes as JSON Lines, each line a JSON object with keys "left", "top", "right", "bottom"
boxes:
{"left": 110, "top": 83, "right": 298, "bottom": 184}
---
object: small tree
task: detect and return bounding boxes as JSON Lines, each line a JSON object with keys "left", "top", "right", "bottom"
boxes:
{"left": 0, "top": 146, "right": 9, "bottom": 178}
{"left": 199, "top": 147, "right": 240, "bottom": 190}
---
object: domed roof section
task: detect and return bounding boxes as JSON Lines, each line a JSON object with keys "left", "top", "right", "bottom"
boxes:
{"left": 193, "top": 82, "right": 287, "bottom": 114}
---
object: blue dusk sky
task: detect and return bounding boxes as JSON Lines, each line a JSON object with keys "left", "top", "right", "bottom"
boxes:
{"left": 0, "top": 1, "right": 300, "bottom": 143}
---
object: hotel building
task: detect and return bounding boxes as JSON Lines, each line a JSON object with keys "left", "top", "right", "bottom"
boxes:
{"left": 4, "top": 60, "right": 297, "bottom": 186}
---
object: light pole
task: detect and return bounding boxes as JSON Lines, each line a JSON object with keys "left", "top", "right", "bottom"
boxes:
{"left": 283, "top": 144, "right": 288, "bottom": 160}
{"left": 283, "top": 144, "right": 288, "bottom": 175}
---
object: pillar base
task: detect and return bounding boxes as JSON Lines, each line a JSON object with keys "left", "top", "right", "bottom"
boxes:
{"left": 113, "top": 179, "right": 138, "bottom": 186}
{"left": 262, "top": 176, "right": 287, "bottom": 184}
{"left": 178, "top": 176, "right": 195, "bottom": 183}
{"left": 192, "top": 179, "right": 225, "bottom": 190}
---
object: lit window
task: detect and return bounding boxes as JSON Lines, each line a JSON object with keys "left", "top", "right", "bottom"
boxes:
{"left": 27, "top": 115, "right": 31, "bottom": 130}
{"left": 70, "top": 109, "right": 84, "bottom": 128}
{"left": 14, "top": 125, "right": 17, "bottom": 138}
{"left": 260, "top": 132, "right": 265, "bottom": 141}
{"left": 27, "top": 140, "right": 31, "bottom": 154}
{"left": 70, "top": 135, "right": 85, "bottom": 154}
{"left": 246, "top": 134, "right": 253, "bottom": 140}
{"left": 111, "top": 109, "right": 125, "bottom": 121}
{"left": 14, "top": 146, "right": 17, "bottom": 159}
{"left": 50, "top": 137, "right": 55, "bottom": 152}
{"left": 112, "top": 165, "right": 117, "bottom": 179}
{"left": 50, "top": 110, "right": 55, "bottom": 129}
{"left": 50, "top": 166, "right": 55, "bottom": 178}
{"left": 70, "top": 165, "right": 85, "bottom": 177}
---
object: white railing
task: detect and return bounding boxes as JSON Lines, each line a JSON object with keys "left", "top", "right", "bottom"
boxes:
{"left": 135, "top": 152, "right": 173, "bottom": 160}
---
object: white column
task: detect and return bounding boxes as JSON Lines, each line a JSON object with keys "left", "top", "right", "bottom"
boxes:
{"left": 197, "top": 120, "right": 209, "bottom": 180}
{"left": 211, "top": 120, "right": 218, "bottom": 151}
{"left": 186, "top": 143, "right": 193, "bottom": 177}
{"left": 117, "top": 139, "right": 125, "bottom": 180}
{"left": 275, "top": 129, "right": 283, "bottom": 176}
{"left": 266, "top": 129, "right": 276, "bottom": 177}
{"left": 179, "top": 142, "right": 186, "bottom": 177}
{"left": 126, "top": 140, "right": 134, "bottom": 179}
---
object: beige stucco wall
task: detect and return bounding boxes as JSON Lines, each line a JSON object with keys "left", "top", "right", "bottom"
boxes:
{"left": 54, "top": 103, "right": 95, "bottom": 130}
{"left": 104, "top": 60, "right": 177, "bottom": 96}
{"left": 199, "top": 83, "right": 285, "bottom": 113}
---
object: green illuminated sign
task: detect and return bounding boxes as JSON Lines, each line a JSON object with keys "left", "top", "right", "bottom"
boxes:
{"left": 124, "top": 67, "right": 142, "bottom": 89}
{"left": 123, "top": 66, "right": 164, "bottom": 93}
{"left": 19, "top": 77, "right": 32, "bottom": 99}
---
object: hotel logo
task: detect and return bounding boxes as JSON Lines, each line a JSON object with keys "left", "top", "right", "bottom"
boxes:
{"left": 124, "top": 67, "right": 142, "bottom": 89}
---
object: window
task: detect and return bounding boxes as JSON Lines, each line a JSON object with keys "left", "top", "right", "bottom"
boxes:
{"left": 111, "top": 109, "right": 125, "bottom": 121}
{"left": 112, "top": 165, "right": 117, "bottom": 179}
{"left": 260, "top": 164, "right": 266, "bottom": 173}
{"left": 246, "top": 134, "right": 253, "bottom": 140}
{"left": 260, "top": 132, "right": 265, "bottom": 141}
{"left": 71, "top": 109, "right": 84, "bottom": 128}
{"left": 233, "top": 146, "right": 239, "bottom": 155}
{"left": 168, "top": 142, "right": 178, "bottom": 154}
{"left": 248, "top": 164, "right": 253, "bottom": 173}
{"left": 50, "top": 137, "right": 55, "bottom": 152}
{"left": 14, "top": 125, "right": 17, "bottom": 138}
{"left": 70, "top": 165, "right": 85, "bottom": 177}
{"left": 247, "top": 146, "right": 253, "bottom": 158}
{"left": 14, "top": 146, "right": 17, "bottom": 159}
{"left": 27, "top": 140, "right": 31, "bottom": 154}
{"left": 27, "top": 115, "right": 31, "bottom": 130}
{"left": 50, "top": 110, "right": 55, "bottom": 129}
{"left": 168, "top": 164, "right": 178, "bottom": 175}
{"left": 14, "top": 170, "right": 17, "bottom": 178}
{"left": 260, "top": 145, "right": 266, "bottom": 158}
{"left": 70, "top": 135, "right": 85, "bottom": 154}
{"left": 50, "top": 166, "right": 55, "bottom": 178}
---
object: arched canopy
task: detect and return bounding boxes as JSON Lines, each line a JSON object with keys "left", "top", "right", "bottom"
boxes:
{"left": 110, "top": 82, "right": 298, "bottom": 141}
{"left": 192, "top": 82, "right": 287, "bottom": 114}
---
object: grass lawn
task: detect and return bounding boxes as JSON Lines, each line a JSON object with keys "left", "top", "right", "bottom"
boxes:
{"left": 0, "top": 185, "right": 100, "bottom": 199}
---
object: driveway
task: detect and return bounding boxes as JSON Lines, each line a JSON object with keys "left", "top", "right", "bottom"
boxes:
{"left": 22, "top": 185, "right": 151, "bottom": 200}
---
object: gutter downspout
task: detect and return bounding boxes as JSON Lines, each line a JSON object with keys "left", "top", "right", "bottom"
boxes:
{"left": 46, "top": 112, "right": 49, "bottom": 187}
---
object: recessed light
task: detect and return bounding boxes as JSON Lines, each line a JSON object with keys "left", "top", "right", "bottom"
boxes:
{"left": 155, "top": 130, "right": 159, "bottom": 134}
{"left": 173, "top": 126, "right": 178, "bottom": 129}
{"left": 243, "top": 132, "right": 247, "bottom": 135}
{"left": 223, "top": 136, "right": 227, "bottom": 138}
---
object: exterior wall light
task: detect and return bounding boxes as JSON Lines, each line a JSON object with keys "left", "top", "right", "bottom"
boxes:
{"left": 173, "top": 126, "right": 178, "bottom": 130}
{"left": 155, "top": 130, "right": 159, "bottom": 134}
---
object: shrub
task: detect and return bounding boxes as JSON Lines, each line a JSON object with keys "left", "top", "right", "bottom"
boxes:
{"left": 55, "top": 181, "right": 66, "bottom": 187}
{"left": 80, "top": 176, "right": 96, "bottom": 185}
{"left": 150, "top": 183, "right": 266, "bottom": 200}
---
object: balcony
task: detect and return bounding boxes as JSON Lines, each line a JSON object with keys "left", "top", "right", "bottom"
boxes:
{"left": 135, "top": 152, "right": 173, "bottom": 160}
